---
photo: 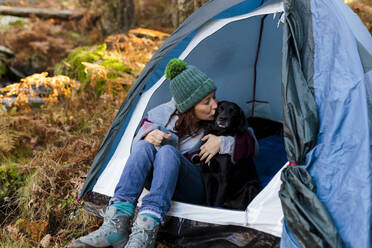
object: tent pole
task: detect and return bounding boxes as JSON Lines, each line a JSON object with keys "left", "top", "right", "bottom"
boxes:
{"left": 251, "top": 14, "right": 268, "bottom": 116}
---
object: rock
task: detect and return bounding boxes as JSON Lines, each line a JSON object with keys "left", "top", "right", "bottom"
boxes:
{"left": 40, "top": 234, "right": 52, "bottom": 248}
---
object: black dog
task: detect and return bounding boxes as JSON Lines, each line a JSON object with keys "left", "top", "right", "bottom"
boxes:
{"left": 201, "top": 101, "right": 261, "bottom": 209}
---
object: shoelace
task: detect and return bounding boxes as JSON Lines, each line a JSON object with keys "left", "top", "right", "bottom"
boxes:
{"left": 126, "top": 225, "right": 149, "bottom": 247}
{"left": 93, "top": 210, "right": 120, "bottom": 235}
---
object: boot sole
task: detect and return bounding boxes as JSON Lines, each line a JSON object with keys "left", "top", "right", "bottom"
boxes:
{"left": 70, "top": 239, "right": 127, "bottom": 248}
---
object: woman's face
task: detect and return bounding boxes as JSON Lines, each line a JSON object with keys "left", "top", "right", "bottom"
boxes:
{"left": 193, "top": 91, "right": 218, "bottom": 121}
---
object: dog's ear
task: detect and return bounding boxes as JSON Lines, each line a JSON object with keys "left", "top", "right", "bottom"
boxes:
{"left": 237, "top": 107, "right": 247, "bottom": 135}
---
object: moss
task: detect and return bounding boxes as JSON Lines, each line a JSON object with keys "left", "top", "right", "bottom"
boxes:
{"left": 54, "top": 44, "right": 107, "bottom": 83}
{"left": 55, "top": 44, "right": 133, "bottom": 84}
{"left": 94, "top": 77, "right": 107, "bottom": 97}
{"left": 9, "top": 19, "right": 27, "bottom": 28}
{"left": 54, "top": 44, "right": 134, "bottom": 97}
{"left": 99, "top": 57, "right": 131, "bottom": 80}
{"left": 99, "top": 57, "right": 130, "bottom": 72}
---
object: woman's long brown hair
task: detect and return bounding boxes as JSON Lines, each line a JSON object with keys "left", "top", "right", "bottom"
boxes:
{"left": 173, "top": 109, "right": 205, "bottom": 140}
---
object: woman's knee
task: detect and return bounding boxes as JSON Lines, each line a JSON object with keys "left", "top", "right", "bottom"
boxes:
{"left": 132, "top": 140, "right": 155, "bottom": 154}
{"left": 155, "top": 145, "right": 181, "bottom": 168}
{"left": 157, "top": 145, "right": 179, "bottom": 156}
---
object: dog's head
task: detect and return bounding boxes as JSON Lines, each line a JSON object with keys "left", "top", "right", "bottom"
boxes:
{"left": 208, "top": 101, "right": 247, "bottom": 136}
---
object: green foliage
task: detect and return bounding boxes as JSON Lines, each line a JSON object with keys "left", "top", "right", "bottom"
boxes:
{"left": 165, "top": 58, "right": 187, "bottom": 80}
{"left": 0, "top": 164, "right": 27, "bottom": 200}
{"left": 54, "top": 44, "right": 133, "bottom": 97}
{"left": 54, "top": 44, "right": 107, "bottom": 84}
{"left": 100, "top": 57, "right": 131, "bottom": 75}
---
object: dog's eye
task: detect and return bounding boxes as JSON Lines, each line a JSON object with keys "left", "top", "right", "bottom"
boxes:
{"left": 219, "top": 106, "right": 224, "bottom": 111}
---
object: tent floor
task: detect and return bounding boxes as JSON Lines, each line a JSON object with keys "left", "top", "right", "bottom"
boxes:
{"left": 158, "top": 217, "right": 280, "bottom": 248}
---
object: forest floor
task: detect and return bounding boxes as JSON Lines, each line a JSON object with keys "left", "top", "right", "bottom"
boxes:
{"left": 0, "top": 0, "right": 371, "bottom": 247}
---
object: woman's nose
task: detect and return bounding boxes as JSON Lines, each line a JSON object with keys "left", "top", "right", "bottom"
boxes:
{"left": 211, "top": 99, "right": 218, "bottom": 110}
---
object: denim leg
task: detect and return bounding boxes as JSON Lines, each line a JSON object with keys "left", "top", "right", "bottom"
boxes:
{"left": 112, "top": 140, "right": 156, "bottom": 204}
{"left": 140, "top": 145, "right": 206, "bottom": 221}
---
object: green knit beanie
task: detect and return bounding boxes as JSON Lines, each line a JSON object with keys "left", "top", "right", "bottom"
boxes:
{"left": 165, "top": 58, "right": 216, "bottom": 113}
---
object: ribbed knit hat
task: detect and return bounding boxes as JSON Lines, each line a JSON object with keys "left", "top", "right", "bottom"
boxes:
{"left": 165, "top": 58, "right": 216, "bottom": 113}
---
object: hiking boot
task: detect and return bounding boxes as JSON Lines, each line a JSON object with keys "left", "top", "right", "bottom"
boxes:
{"left": 70, "top": 205, "right": 131, "bottom": 248}
{"left": 124, "top": 215, "right": 159, "bottom": 248}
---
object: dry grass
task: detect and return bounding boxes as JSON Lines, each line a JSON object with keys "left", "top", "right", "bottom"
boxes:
{"left": 104, "top": 28, "right": 169, "bottom": 76}
{"left": 0, "top": 90, "right": 123, "bottom": 247}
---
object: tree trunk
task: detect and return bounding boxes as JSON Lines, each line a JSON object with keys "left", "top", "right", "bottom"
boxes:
{"left": 171, "top": 0, "right": 179, "bottom": 28}
{"left": 177, "top": 0, "right": 194, "bottom": 25}
{"left": 100, "top": 0, "right": 135, "bottom": 35}
{"left": 171, "top": 0, "right": 209, "bottom": 28}
{"left": 79, "top": 0, "right": 135, "bottom": 36}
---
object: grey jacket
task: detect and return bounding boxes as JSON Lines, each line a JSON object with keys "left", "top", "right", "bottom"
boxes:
{"left": 132, "top": 99, "right": 258, "bottom": 162}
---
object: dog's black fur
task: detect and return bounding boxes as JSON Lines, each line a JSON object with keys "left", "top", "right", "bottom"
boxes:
{"left": 201, "top": 101, "right": 261, "bottom": 210}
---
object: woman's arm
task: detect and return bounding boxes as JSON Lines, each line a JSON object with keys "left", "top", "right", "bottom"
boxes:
{"left": 200, "top": 128, "right": 259, "bottom": 164}
{"left": 132, "top": 118, "right": 179, "bottom": 148}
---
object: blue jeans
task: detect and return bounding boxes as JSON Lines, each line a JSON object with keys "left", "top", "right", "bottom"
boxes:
{"left": 111, "top": 140, "right": 206, "bottom": 222}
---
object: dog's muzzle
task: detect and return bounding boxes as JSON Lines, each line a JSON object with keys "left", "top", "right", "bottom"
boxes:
{"left": 216, "top": 118, "right": 229, "bottom": 128}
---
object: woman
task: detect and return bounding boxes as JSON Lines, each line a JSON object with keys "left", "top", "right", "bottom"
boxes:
{"left": 71, "top": 59, "right": 258, "bottom": 248}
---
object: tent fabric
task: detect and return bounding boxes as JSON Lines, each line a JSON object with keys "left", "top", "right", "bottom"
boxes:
{"left": 281, "top": 0, "right": 319, "bottom": 165}
{"left": 280, "top": 0, "right": 372, "bottom": 247}
{"left": 279, "top": 166, "right": 343, "bottom": 248}
{"left": 307, "top": 0, "right": 372, "bottom": 246}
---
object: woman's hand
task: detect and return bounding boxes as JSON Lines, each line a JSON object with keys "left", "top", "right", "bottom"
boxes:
{"left": 199, "top": 134, "right": 221, "bottom": 163}
{"left": 144, "top": 129, "right": 171, "bottom": 146}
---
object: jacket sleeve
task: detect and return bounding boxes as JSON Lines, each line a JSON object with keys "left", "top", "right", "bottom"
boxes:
{"left": 132, "top": 118, "right": 179, "bottom": 149}
{"left": 219, "top": 127, "right": 259, "bottom": 163}
{"left": 132, "top": 118, "right": 160, "bottom": 147}
{"left": 232, "top": 127, "right": 259, "bottom": 163}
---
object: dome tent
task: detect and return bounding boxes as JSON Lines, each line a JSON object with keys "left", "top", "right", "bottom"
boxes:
{"left": 77, "top": 0, "right": 372, "bottom": 247}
